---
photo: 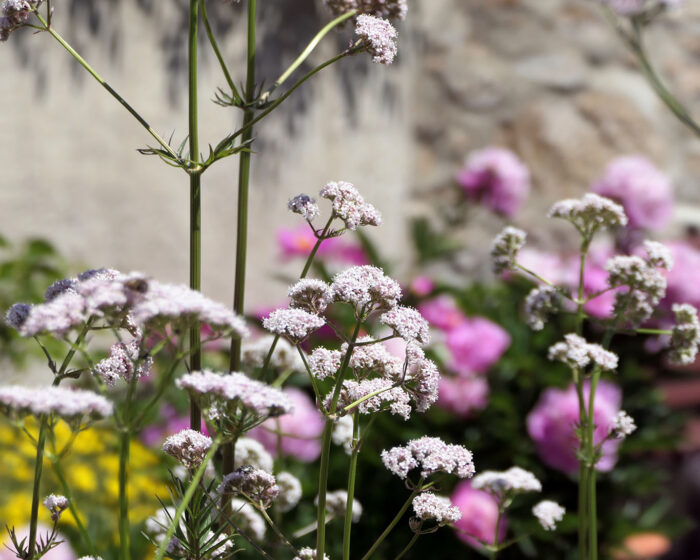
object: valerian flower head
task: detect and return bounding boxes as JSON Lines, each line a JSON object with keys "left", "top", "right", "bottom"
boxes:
{"left": 643, "top": 240, "right": 673, "bottom": 270}
{"left": 412, "top": 493, "right": 461, "bottom": 525}
{"left": 162, "top": 429, "right": 213, "bottom": 470}
{"left": 548, "top": 333, "right": 619, "bottom": 372}
{"left": 0, "top": 386, "right": 112, "bottom": 423}
{"left": 262, "top": 308, "right": 326, "bottom": 342}
{"left": 490, "top": 226, "right": 526, "bottom": 274}
{"left": 380, "top": 305, "right": 431, "bottom": 346}
{"left": 288, "top": 279, "right": 332, "bottom": 314}
{"left": 548, "top": 193, "right": 627, "bottom": 240}
{"left": 229, "top": 498, "right": 266, "bottom": 541}
{"left": 381, "top": 437, "right": 475, "bottom": 480}
{"left": 218, "top": 466, "right": 279, "bottom": 509}
{"left": 611, "top": 410, "right": 637, "bottom": 439}
{"left": 43, "top": 494, "right": 69, "bottom": 522}
{"left": 294, "top": 548, "right": 330, "bottom": 560}
{"left": 275, "top": 472, "right": 302, "bottom": 513}
{"left": 1, "top": 0, "right": 35, "bottom": 42}
{"left": 669, "top": 303, "right": 700, "bottom": 366}
{"left": 355, "top": 15, "right": 398, "bottom": 65}
{"left": 606, "top": 251, "right": 667, "bottom": 325}
{"left": 332, "top": 415, "right": 355, "bottom": 454}
{"left": 330, "top": 265, "right": 402, "bottom": 312}
{"left": 472, "top": 467, "right": 542, "bottom": 497}
{"left": 524, "top": 285, "right": 560, "bottom": 331}
{"left": 532, "top": 500, "right": 566, "bottom": 531}
{"left": 242, "top": 335, "right": 304, "bottom": 372}
{"left": 93, "top": 339, "right": 152, "bottom": 386}
{"left": 319, "top": 181, "right": 382, "bottom": 230}
{"left": 323, "top": 0, "right": 407, "bottom": 20}
{"left": 288, "top": 194, "right": 320, "bottom": 222}
{"left": 234, "top": 437, "right": 274, "bottom": 473}
{"left": 4, "top": 302, "right": 31, "bottom": 329}
{"left": 308, "top": 347, "right": 343, "bottom": 380}
{"left": 317, "top": 490, "right": 363, "bottom": 522}
{"left": 334, "top": 377, "right": 412, "bottom": 419}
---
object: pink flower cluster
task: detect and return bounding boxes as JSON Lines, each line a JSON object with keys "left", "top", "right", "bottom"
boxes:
{"left": 354, "top": 15, "right": 398, "bottom": 65}
{"left": 0, "top": 385, "right": 112, "bottom": 422}
{"left": 162, "top": 429, "right": 213, "bottom": 469}
{"left": 93, "top": 339, "right": 153, "bottom": 386}
{"left": 527, "top": 381, "right": 623, "bottom": 474}
{"left": 457, "top": 147, "right": 530, "bottom": 217}
{"left": 381, "top": 436, "right": 475, "bottom": 480}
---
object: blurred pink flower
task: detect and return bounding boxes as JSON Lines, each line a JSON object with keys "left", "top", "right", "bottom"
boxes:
{"left": 581, "top": 242, "right": 620, "bottom": 319}
{"left": 410, "top": 276, "right": 435, "bottom": 297}
{"left": 437, "top": 376, "right": 489, "bottom": 417}
{"left": 517, "top": 248, "right": 574, "bottom": 286}
{"left": 0, "top": 525, "right": 75, "bottom": 560}
{"left": 664, "top": 241, "right": 700, "bottom": 310}
{"left": 141, "top": 404, "right": 208, "bottom": 447}
{"left": 451, "top": 481, "right": 506, "bottom": 549}
{"left": 383, "top": 337, "right": 408, "bottom": 360}
{"left": 527, "top": 381, "right": 622, "bottom": 475}
{"left": 418, "top": 296, "right": 467, "bottom": 331}
{"left": 250, "top": 387, "right": 324, "bottom": 462}
{"left": 591, "top": 155, "right": 673, "bottom": 231}
{"left": 277, "top": 225, "right": 368, "bottom": 264}
{"left": 446, "top": 318, "right": 510, "bottom": 376}
{"left": 457, "top": 147, "right": 530, "bottom": 217}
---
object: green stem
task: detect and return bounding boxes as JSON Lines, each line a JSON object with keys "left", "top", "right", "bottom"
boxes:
{"left": 343, "top": 385, "right": 395, "bottom": 412}
{"left": 317, "top": 320, "right": 363, "bottom": 560}
{"left": 224, "top": 0, "right": 258, "bottom": 478}
{"left": 394, "top": 533, "right": 420, "bottom": 560}
{"left": 360, "top": 482, "right": 423, "bottom": 560}
{"left": 33, "top": 11, "right": 178, "bottom": 160}
{"left": 491, "top": 506, "right": 504, "bottom": 560}
{"left": 52, "top": 459, "right": 95, "bottom": 554}
{"left": 153, "top": 439, "right": 222, "bottom": 560}
{"left": 264, "top": 10, "right": 357, "bottom": 99}
{"left": 200, "top": 0, "right": 239, "bottom": 100}
{"left": 342, "top": 410, "right": 360, "bottom": 560}
{"left": 118, "top": 431, "right": 131, "bottom": 560}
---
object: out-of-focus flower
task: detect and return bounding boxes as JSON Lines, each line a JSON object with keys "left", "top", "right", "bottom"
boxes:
{"left": 527, "top": 381, "right": 623, "bottom": 474}
{"left": 457, "top": 148, "right": 530, "bottom": 217}
{"left": 668, "top": 303, "right": 700, "bottom": 365}
{"left": 532, "top": 500, "right": 565, "bottom": 531}
{"left": 612, "top": 410, "right": 637, "bottom": 439}
{"left": 491, "top": 227, "right": 527, "bottom": 275}
{"left": 548, "top": 193, "right": 627, "bottom": 240}
{"left": 445, "top": 318, "right": 510, "bottom": 376}
{"left": 592, "top": 156, "right": 673, "bottom": 231}
{"left": 410, "top": 276, "right": 435, "bottom": 297}
{"left": 418, "top": 296, "right": 466, "bottom": 331}
{"left": 0, "top": 524, "right": 75, "bottom": 560}
{"left": 437, "top": 376, "right": 489, "bottom": 418}
{"left": 250, "top": 388, "right": 324, "bottom": 462}
{"left": 451, "top": 482, "right": 506, "bottom": 550}
{"left": 277, "top": 225, "right": 368, "bottom": 264}
{"left": 664, "top": 242, "right": 700, "bottom": 310}
{"left": 599, "top": 0, "right": 682, "bottom": 16}
{"left": 323, "top": 0, "right": 407, "bottom": 20}
{"left": 472, "top": 467, "right": 542, "bottom": 497}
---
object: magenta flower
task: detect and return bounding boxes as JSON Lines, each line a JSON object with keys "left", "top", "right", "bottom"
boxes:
{"left": 250, "top": 388, "right": 324, "bottom": 462}
{"left": 457, "top": 147, "right": 530, "bottom": 217}
{"left": 591, "top": 155, "right": 674, "bottom": 231}
{"left": 664, "top": 242, "right": 700, "bottom": 310}
{"left": 410, "top": 276, "right": 435, "bottom": 297}
{"left": 418, "top": 296, "right": 467, "bottom": 331}
{"left": 277, "top": 225, "right": 368, "bottom": 264}
{"left": 437, "top": 376, "right": 489, "bottom": 418}
{"left": 527, "top": 381, "right": 622, "bottom": 475}
{"left": 445, "top": 318, "right": 510, "bottom": 376}
{"left": 451, "top": 481, "right": 506, "bottom": 549}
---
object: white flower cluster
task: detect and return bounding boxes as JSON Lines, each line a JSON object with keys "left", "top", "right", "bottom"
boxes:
{"left": 234, "top": 437, "right": 274, "bottom": 473}
{"left": 381, "top": 437, "right": 475, "bottom": 480}
{"left": 491, "top": 226, "right": 527, "bottom": 274}
{"left": 330, "top": 265, "right": 402, "bottom": 312}
{"left": 612, "top": 410, "right": 637, "bottom": 439}
{"left": 524, "top": 285, "right": 560, "bottom": 331}
{"left": 317, "top": 489, "right": 363, "bottom": 522}
{"left": 380, "top": 305, "right": 431, "bottom": 345}
{"left": 218, "top": 466, "right": 279, "bottom": 509}
{"left": 275, "top": 472, "right": 302, "bottom": 513}
{"left": 162, "top": 429, "right": 213, "bottom": 469}
{"left": 93, "top": 339, "right": 153, "bottom": 386}
{"left": 532, "top": 500, "right": 566, "bottom": 531}
{"left": 472, "top": 466, "right": 542, "bottom": 496}
{"left": 288, "top": 194, "right": 320, "bottom": 222}
{"left": 411, "top": 493, "right": 461, "bottom": 525}
{"left": 294, "top": 548, "right": 330, "bottom": 560}
{"left": 320, "top": 181, "right": 382, "bottom": 230}
{"left": 355, "top": 15, "right": 398, "bottom": 65}
{"left": 288, "top": 279, "right": 333, "bottom": 314}
{"left": 332, "top": 415, "right": 355, "bottom": 454}
{"left": 43, "top": 494, "right": 69, "bottom": 522}
{"left": 308, "top": 347, "right": 343, "bottom": 380}
{"left": 263, "top": 308, "right": 326, "bottom": 342}
{"left": 0, "top": 385, "right": 112, "bottom": 422}
{"left": 230, "top": 498, "right": 267, "bottom": 541}
{"left": 548, "top": 333, "right": 619, "bottom": 372}
{"left": 241, "top": 336, "right": 304, "bottom": 372}
{"left": 548, "top": 193, "right": 627, "bottom": 239}
{"left": 669, "top": 303, "right": 700, "bottom": 366}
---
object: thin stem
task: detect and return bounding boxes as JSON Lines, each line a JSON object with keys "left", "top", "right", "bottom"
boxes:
{"left": 153, "top": 439, "right": 222, "bottom": 560}
{"left": 360, "top": 481, "right": 423, "bottom": 560}
{"left": 342, "top": 410, "right": 360, "bottom": 560}
{"left": 394, "top": 533, "right": 420, "bottom": 560}
{"left": 118, "top": 431, "right": 131, "bottom": 560}
{"left": 343, "top": 385, "right": 395, "bottom": 412}
{"left": 258, "top": 507, "right": 299, "bottom": 556}
{"left": 188, "top": 0, "right": 203, "bottom": 433}
{"left": 297, "top": 346, "right": 325, "bottom": 409}
{"left": 33, "top": 11, "right": 178, "bottom": 160}
{"left": 491, "top": 506, "right": 504, "bottom": 560}
{"left": 317, "top": 320, "right": 363, "bottom": 560}
{"left": 200, "top": 0, "right": 239, "bottom": 99}
{"left": 263, "top": 10, "right": 357, "bottom": 99}
{"left": 224, "top": 0, "right": 258, "bottom": 478}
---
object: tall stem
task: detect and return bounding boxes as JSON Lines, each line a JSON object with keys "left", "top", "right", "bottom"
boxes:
{"left": 224, "top": 0, "right": 258, "bottom": 476}
{"left": 33, "top": 12, "right": 178, "bottom": 160}
{"left": 188, "top": 0, "right": 203, "bottom": 431}
{"left": 118, "top": 431, "right": 131, "bottom": 560}
{"left": 342, "top": 411, "right": 360, "bottom": 560}
{"left": 490, "top": 506, "right": 504, "bottom": 560}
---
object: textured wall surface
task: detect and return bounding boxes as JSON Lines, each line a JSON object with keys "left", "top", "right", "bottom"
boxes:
{"left": 1, "top": 0, "right": 700, "bottom": 306}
